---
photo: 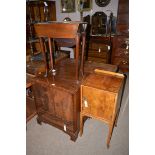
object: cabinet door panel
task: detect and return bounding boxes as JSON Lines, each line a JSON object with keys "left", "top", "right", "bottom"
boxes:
{"left": 52, "top": 87, "right": 74, "bottom": 123}
{"left": 33, "top": 82, "right": 49, "bottom": 111}
{"left": 82, "top": 86, "right": 115, "bottom": 121}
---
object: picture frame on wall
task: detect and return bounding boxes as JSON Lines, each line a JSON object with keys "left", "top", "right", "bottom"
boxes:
{"left": 78, "top": 0, "right": 92, "bottom": 12}
{"left": 61, "top": 0, "right": 76, "bottom": 13}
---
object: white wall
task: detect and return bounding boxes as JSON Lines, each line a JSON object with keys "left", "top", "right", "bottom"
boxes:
{"left": 55, "top": 0, "right": 119, "bottom": 21}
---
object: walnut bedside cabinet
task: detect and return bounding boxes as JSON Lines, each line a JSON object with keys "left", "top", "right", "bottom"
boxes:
{"left": 80, "top": 69, "right": 125, "bottom": 148}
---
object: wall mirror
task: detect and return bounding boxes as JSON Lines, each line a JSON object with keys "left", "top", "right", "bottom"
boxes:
{"left": 61, "top": 0, "right": 76, "bottom": 13}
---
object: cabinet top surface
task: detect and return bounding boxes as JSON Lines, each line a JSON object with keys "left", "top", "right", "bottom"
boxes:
{"left": 82, "top": 73, "right": 124, "bottom": 93}
{"left": 35, "top": 21, "right": 87, "bottom": 25}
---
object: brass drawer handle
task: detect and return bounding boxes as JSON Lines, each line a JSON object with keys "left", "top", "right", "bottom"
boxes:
{"left": 125, "top": 40, "right": 129, "bottom": 44}
{"left": 122, "top": 60, "right": 128, "bottom": 65}
{"left": 126, "top": 45, "right": 129, "bottom": 50}
{"left": 98, "top": 47, "right": 101, "bottom": 53}
{"left": 124, "top": 50, "right": 129, "bottom": 55}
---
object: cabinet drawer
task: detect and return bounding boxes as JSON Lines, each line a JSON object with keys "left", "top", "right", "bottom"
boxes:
{"left": 117, "top": 24, "right": 129, "bottom": 34}
{"left": 82, "top": 86, "right": 115, "bottom": 121}
{"left": 87, "top": 57, "right": 107, "bottom": 63}
{"left": 114, "top": 37, "right": 129, "bottom": 48}
{"left": 113, "top": 57, "right": 129, "bottom": 66}
{"left": 114, "top": 49, "right": 129, "bottom": 57}
{"left": 88, "top": 49, "right": 108, "bottom": 58}
{"left": 90, "top": 42, "right": 109, "bottom": 50}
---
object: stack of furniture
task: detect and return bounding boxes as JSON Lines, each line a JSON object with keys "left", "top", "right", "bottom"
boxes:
{"left": 27, "top": 21, "right": 118, "bottom": 141}
{"left": 111, "top": 0, "right": 129, "bottom": 72}
{"left": 31, "top": 22, "right": 86, "bottom": 141}
{"left": 26, "top": 1, "right": 127, "bottom": 147}
{"left": 31, "top": 59, "right": 118, "bottom": 141}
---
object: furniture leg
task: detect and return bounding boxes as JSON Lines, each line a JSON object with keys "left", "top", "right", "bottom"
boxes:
{"left": 70, "top": 135, "right": 77, "bottom": 142}
{"left": 37, "top": 117, "right": 42, "bottom": 125}
{"left": 75, "top": 34, "right": 80, "bottom": 80}
{"left": 48, "top": 38, "right": 54, "bottom": 71}
{"left": 114, "top": 111, "right": 119, "bottom": 127}
{"left": 39, "top": 38, "right": 48, "bottom": 77}
{"left": 80, "top": 32, "right": 86, "bottom": 77}
{"left": 106, "top": 123, "right": 114, "bottom": 148}
{"left": 80, "top": 114, "right": 84, "bottom": 136}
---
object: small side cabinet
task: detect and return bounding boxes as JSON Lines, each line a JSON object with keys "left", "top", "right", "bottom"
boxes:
{"left": 32, "top": 75, "right": 80, "bottom": 141}
{"left": 80, "top": 69, "right": 125, "bottom": 148}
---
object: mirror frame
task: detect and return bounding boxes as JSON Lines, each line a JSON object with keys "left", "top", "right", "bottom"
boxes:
{"left": 61, "top": 0, "right": 76, "bottom": 13}
{"left": 78, "top": 0, "right": 92, "bottom": 12}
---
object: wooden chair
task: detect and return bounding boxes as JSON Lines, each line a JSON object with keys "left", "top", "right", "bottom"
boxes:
{"left": 34, "top": 22, "right": 87, "bottom": 80}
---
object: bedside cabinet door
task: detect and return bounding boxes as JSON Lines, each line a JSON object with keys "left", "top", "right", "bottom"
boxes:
{"left": 82, "top": 86, "right": 116, "bottom": 121}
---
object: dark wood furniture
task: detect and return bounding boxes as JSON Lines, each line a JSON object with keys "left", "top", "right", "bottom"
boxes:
{"left": 26, "top": 0, "right": 56, "bottom": 58}
{"left": 85, "top": 11, "right": 113, "bottom": 64}
{"left": 111, "top": 36, "right": 129, "bottom": 72}
{"left": 26, "top": 74, "right": 36, "bottom": 122}
{"left": 32, "top": 58, "right": 118, "bottom": 141}
{"left": 26, "top": 52, "right": 69, "bottom": 76}
{"left": 111, "top": 0, "right": 129, "bottom": 72}
{"left": 86, "top": 36, "right": 111, "bottom": 63}
{"left": 34, "top": 22, "right": 87, "bottom": 80}
{"left": 80, "top": 69, "right": 125, "bottom": 148}
{"left": 116, "top": 0, "right": 129, "bottom": 35}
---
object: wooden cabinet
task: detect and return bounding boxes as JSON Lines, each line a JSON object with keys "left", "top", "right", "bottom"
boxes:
{"left": 80, "top": 69, "right": 125, "bottom": 147}
{"left": 31, "top": 58, "right": 118, "bottom": 141}
{"left": 32, "top": 74, "right": 80, "bottom": 141}
{"left": 26, "top": 77, "right": 36, "bottom": 123}
{"left": 86, "top": 36, "right": 111, "bottom": 63}
{"left": 111, "top": 35, "right": 129, "bottom": 72}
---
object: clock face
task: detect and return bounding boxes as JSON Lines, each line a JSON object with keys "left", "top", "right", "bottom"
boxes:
{"left": 95, "top": 0, "right": 111, "bottom": 7}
